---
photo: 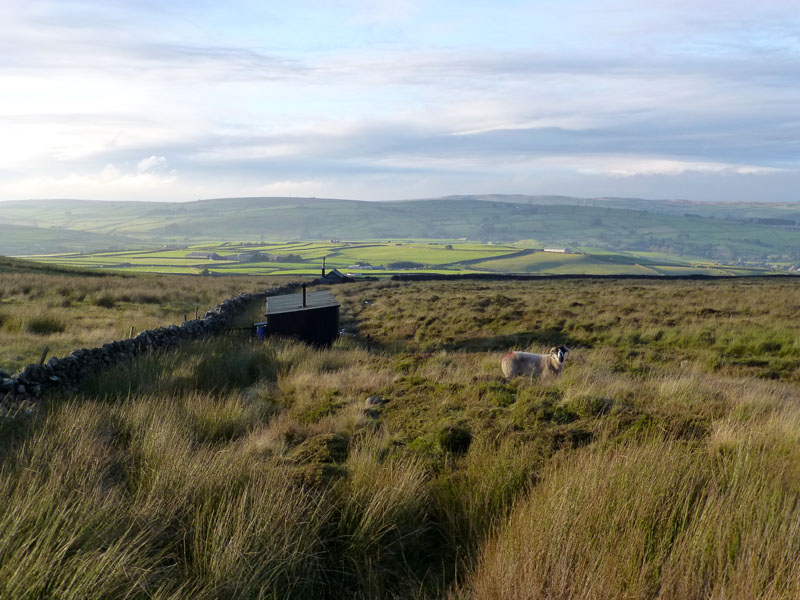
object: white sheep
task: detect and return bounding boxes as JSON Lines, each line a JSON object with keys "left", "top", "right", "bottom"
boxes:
{"left": 501, "top": 346, "right": 570, "bottom": 380}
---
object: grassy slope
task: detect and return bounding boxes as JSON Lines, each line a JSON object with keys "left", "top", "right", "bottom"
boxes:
{"left": 0, "top": 224, "right": 152, "bottom": 255}
{"left": 0, "top": 269, "right": 292, "bottom": 373}
{"left": 3, "top": 275, "right": 800, "bottom": 598}
{"left": 0, "top": 255, "right": 94, "bottom": 276}
{"left": 446, "top": 193, "right": 800, "bottom": 221}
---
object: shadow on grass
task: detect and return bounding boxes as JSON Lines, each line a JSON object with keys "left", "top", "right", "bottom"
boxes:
{"left": 0, "top": 403, "right": 51, "bottom": 469}
{"left": 445, "top": 329, "right": 583, "bottom": 352}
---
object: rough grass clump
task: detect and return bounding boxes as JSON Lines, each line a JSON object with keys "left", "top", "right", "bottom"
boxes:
{"left": 438, "top": 426, "right": 472, "bottom": 454}
{"left": 25, "top": 313, "right": 66, "bottom": 335}
{"left": 82, "top": 338, "right": 279, "bottom": 399}
{"left": 0, "top": 397, "right": 337, "bottom": 600}
{"left": 468, "top": 411, "right": 800, "bottom": 599}
{"left": 431, "top": 436, "right": 542, "bottom": 577}
{"left": 193, "top": 342, "right": 279, "bottom": 392}
{"left": 92, "top": 293, "right": 116, "bottom": 308}
{"left": 333, "top": 445, "right": 434, "bottom": 596}
{"left": 0, "top": 270, "right": 291, "bottom": 372}
{"left": 289, "top": 433, "right": 349, "bottom": 464}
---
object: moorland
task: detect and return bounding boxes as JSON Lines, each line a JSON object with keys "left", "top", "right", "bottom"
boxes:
{"left": 0, "top": 256, "right": 291, "bottom": 373}
{"left": 2, "top": 268, "right": 800, "bottom": 599}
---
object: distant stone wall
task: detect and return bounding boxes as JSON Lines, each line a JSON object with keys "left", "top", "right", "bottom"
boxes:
{"left": 390, "top": 273, "right": 799, "bottom": 282}
{"left": 0, "top": 280, "right": 317, "bottom": 418}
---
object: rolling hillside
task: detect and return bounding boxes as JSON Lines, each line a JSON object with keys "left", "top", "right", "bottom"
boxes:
{"left": 448, "top": 194, "right": 800, "bottom": 222}
{"left": 2, "top": 197, "right": 800, "bottom": 266}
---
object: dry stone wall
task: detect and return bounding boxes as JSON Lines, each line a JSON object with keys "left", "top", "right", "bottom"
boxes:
{"left": 0, "top": 281, "right": 310, "bottom": 418}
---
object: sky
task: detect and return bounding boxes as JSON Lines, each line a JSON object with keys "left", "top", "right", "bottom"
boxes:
{"left": 1, "top": 0, "right": 798, "bottom": 203}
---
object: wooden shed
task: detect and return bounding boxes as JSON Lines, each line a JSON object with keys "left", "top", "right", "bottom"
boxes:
{"left": 262, "top": 286, "right": 340, "bottom": 346}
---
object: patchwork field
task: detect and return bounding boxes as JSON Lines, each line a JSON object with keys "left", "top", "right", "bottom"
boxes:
{"left": 25, "top": 240, "right": 771, "bottom": 277}
{"left": 3, "top": 196, "right": 800, "bottom": 269}
{"left": 2, "top": 272, "right": 800, "bottom": 598}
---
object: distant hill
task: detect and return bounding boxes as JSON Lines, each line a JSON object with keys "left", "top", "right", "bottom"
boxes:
{"left": 1, "top": 196, "right": 800, "bottom": 265}
{"left": 439, "top": 194, "right": 800, "bottom": 222}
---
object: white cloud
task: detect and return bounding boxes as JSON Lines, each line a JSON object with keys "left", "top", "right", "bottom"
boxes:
{"left": 568, "top": 157, "right": 785, "bottom": 177}
{"left": 0, "top": 0, "right": 798, "bottom": 202}
{"left": 1, "top": 163, "right": 179, "bottom": 201}
{"left": 137, "top": 155, "right": 169, "bottom": 173}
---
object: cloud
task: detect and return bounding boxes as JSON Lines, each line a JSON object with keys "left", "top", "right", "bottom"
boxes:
{"left": 0, "top": 162, "right": 179, "bottom": 201}
{"left": 137, "top": 156, "right": 169, "bottom": 173}
{"left": 1, "top": 0, "right": 799, "bottom": 202}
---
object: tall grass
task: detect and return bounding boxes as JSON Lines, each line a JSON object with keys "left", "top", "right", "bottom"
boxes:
{"left": 469, "top": 423, "right": 800, "bottom": 599}
{"left": 0, "top": 271, "right": 292, "bottom": 373}
{"left": 3, "top": 277, "right": 800, "bottom": 598}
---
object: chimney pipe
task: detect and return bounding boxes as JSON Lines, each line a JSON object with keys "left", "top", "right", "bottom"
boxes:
{"left": 322, "top": 257, "right": 326, "bottom": 277}
{"left": 302, "top": 283, "right": 307, "bottom": 308}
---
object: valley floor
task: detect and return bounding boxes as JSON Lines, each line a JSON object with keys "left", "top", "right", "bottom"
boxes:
{"left": 23, "top": 239, "right": 774, "bottom": 277}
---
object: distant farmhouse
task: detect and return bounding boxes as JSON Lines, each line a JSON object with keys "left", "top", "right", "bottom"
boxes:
{"left": 234, "top": 252, "right": 262, "bottom": 263}
{"left": 186, "top": 252, "right": 224, "bottom": 260}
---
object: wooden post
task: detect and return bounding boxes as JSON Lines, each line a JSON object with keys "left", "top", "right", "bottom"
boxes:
{"left": 184, "top": 314, "right": 187, "bottom": 322}
{"left": 39, "top": 346, "right": 49, "bottom": 365}
{"left": 129, "top": 326, "right": 134, "bottom": 338}
{"left": 195, "top": 305, "right": 198, "bottom": 319}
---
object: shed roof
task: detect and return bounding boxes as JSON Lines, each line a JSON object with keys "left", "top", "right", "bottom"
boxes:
{"left": 322, "top": 268, "right": 347, "bottom": 280}
{"left": 266, "top": 289, "right": 340, "bottom": 315}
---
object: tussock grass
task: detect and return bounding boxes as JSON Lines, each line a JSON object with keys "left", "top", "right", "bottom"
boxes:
{"left": 81, "top": 339, "right": 279, "bottom": 399}
{"left": 469, "top": 408, "right": 800, "bottom": 599}
{"left": 0, "top": 271, "right": 292, "bottom": 373}
{"left": 4, "top": 277, "right": 800, "bottom": 598}
{"left": 334, "top": 445, "right": 433, "bottom": 596}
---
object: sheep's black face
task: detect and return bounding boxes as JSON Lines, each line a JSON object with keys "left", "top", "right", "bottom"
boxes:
{"left": 555, "top": 345, "right": 570, "bottom": 363}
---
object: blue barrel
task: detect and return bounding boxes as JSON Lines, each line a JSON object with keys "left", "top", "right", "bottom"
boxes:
{"left": 255, "top": 322, "right": 268, "bottom": 339}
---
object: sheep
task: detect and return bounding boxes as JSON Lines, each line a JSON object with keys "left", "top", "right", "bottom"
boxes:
{"left": 501, "top": 345, "right": 570, "bottom": 380}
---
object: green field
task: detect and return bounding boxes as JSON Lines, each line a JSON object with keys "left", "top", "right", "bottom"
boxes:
{"left": 3, "top": 196, "right": 800, "bottom": 269}
{"left": 23, "top": 240, "right": 774, "bottom": 277}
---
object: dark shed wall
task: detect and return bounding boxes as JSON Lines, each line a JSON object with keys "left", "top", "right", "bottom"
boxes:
{"left": 268, "top": 305, "right": 339, "bottom": 346}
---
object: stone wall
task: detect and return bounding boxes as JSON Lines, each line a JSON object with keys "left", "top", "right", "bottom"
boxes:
{"left": 0, "top": 281, "right": 313, "bottom": 418}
